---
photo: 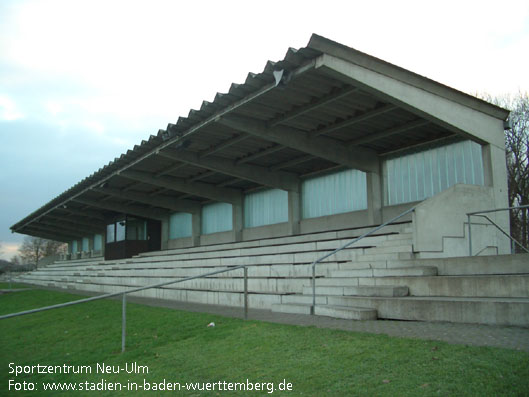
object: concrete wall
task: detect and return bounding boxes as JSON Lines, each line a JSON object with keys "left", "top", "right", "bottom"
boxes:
{"left": 413, "top": 184, "right": 510, "bottom": 256}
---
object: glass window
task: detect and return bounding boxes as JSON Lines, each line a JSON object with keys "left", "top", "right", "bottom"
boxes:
{"left": 201, "top": 202, "right": 233, "bottom": 234}
{"left": 384, "top": 140, "right": 484, "bottom": 205}
{"left": 302, "top": 169, "right": 367, "bottom": 219}
{"left": 169, "top": 212, "right": 192, "bottom": 239}
{"left": 116, "top": 220, "right": 126, "bottom": 242}
{"left": 244, "top": 189, "right": 288, "bottom": 228}
{"left": 126, "top": 218, "right": 146, "bottom": 240}
{"left": 82, "top": 237, "right": 89, "bottom": 252}
{"left": 94, "top": 234, "right": 103, "bottom": 251}
{"left": 106, "top": 224, "right": 115, "bottom": 243}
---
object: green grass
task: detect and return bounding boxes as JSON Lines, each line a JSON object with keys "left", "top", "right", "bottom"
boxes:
{"left": 1, "top": 289, "right": 528, "bottom": 396}
{"left": 0, "top": 282, "right": 32, "bottom": 289}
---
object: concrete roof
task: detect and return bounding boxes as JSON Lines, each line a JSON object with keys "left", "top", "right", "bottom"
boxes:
{"left": 10, "top": 34, "right": 510, "bottom": 241}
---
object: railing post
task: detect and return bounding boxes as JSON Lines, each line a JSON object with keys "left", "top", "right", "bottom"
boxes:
{"left": 8, "top": 274, "right": 12, "bottom": 290}
{"left": 467, "top": 214, "right": 472, "bottom": 256}
{"left": 122, "top": 294, "right": 126, "bottom": 353}
{"left": 311, "top": 262, "right": 316, "bottom": 315}
{"left": 243, "top": 266, "right": 248, "bottom": 320}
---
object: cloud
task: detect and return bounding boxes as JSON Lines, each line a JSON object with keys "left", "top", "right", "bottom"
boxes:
{"left": 0, "top": 241, "right": 20, "bottom": 261}
{"left": 0, "top": 95, "right": 23, "bottom": 121}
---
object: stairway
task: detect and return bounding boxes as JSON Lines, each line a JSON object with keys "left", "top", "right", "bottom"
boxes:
{"left": 272, "top": 253, "right": 529, "bottom": 327}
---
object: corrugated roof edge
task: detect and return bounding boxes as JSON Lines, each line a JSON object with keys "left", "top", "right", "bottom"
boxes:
{"left": 11, "top": 33, "right": 510, "bottom": 235}
{"left": 9, "top": 40, "right": 322, "bottom": 234}
{"left": 307, "top": 34, "right": 510, "bottom": 121}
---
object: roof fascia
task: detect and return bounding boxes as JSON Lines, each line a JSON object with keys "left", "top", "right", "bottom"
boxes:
{"left": 308, "top": 34, "right": 510, "bottom": 122}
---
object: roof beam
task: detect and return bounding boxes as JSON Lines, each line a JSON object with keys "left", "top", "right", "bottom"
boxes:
{"left": 60, "top": 207, "right": 106, "bottom": 220}
{"left": 188, "top": 170, "right": 217, "bottom": 182}
{"left": 46, "top": 214, "right": 106, "bottom": 229}
{"left": 348, "top": 119, "right": 430, "bottom": 146}
{"left": 237, "top": 144, "right": 284, "bottom": 164}
{"left": 270, "top": 154, "right": 315, "bottom": 171}
{"left": 93, "top": 187, "right": 201, "bottom": 214}
{"left": 121, "top": 170, "right": 242, "bottom": 205}
{"left": 269, "top": 85, "right": 360, "bottom": 127}
{"left": 316, "top": 53, "right": 505, "bottom": 147}
{"left": 73, "top": 198, "right": 169, "bottom": 220}
{"left": 157, "top": 149, "right": 300, "bottom": 192}
{"left": 24, "top": 223, "right": 85, "bottom": 239}
{"left": 218, "top": 115, "right": 378, "bottom": 173}
{"left": 39, "top": 219, "right": 101, "bottom": 235}
{"left": 199, "top": 134, "right": 249, "bottom": 158}
{"left": 22, "top": 228, "right": 71, "bottom": 243}
{"left": 155, "top": 163, "right": 186, "bottom": 177}
{"left": 311, "top": 104, "right": 397, "bottom": 137}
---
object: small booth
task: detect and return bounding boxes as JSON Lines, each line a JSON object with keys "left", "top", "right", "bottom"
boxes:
{"left": 105, "top": 215, "right": 161, "bottom": 260}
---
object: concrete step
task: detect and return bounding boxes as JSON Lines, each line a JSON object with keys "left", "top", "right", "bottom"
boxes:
{"left": 329, "top": 266, "right": 438, "bottom": 278}
{"left": 21, "top": 278, "right": 286, "bottom": 309}
{"left": 271, "top": 303, "right": 378, "bottom": 320}
{"left": 353, "top": 252, "right": 415, "bottom": 262}
{"left": 370, "top": 274, "right": 529, "bottom": 298}
{"left": 29, "top": 262, "right": 340, "bottom": 279}
{"left": 386, "top": 254, "right": 529, "bottom": 276}
{"left": 302, "top": 285, "right": 409, "bottom": 297}
{"left": 271, "top": 303, "right": 313, "bottom": 315}
{"left": 362, "top": 245, "right": 414, "bottom": 255}
{"left": 25, "top": 274, "right": 310, "bottom": 294}
{"left": 337, "top": 261, "right": 389, "bottom": 270}
{"left": 136, "top": 222, "right": 412, "bottom": 258}
{"left": 314, "top": 305, "right": 377, "bottom": 320}
{"left": 326, "top": 295, "right": 529, "bottom": 326}
{"left": 280, "top": 294, "right": 329, "bottom": 305}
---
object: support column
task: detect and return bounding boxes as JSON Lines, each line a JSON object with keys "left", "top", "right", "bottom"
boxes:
{"left": 482, "top": 143, "right": 510, "bottom": 254}
{"left": 288, "top": 187, "right": 301, "bottom": 235}
{"left": 233, "top": 202, "right": 243, "bottom": 242}
{"left": 367, "top": 160, "right": 383, "bottom": 225}
{"left": 160, "top": 216, "right": 169, "bottom": 250}
{"left": 192, "top": 211, "right": 201, "bottom": 247}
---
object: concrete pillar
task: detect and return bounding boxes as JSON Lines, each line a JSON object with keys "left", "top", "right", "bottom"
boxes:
{"left": 482, "top": 143, "right": 511, "bottom": 253}
{"left": 367, "top": 161, "right": 383, "bottom": 225}
{"left": 86, "top": 236, "right": 94, "bottom": 258}
{"left": 160, "top": 217, "right": 169, "bottom": 250}
{"left": 101, "top": 231, "right": 106, "bottom": 256}
{"left": 192, "top": 211, "right": 201, "bottom": 247}
{"left": 288, "top": 188, "right": 301, "bottom": 235}
{"left": 233, "top": 203, "right": 243, "bottom": 242}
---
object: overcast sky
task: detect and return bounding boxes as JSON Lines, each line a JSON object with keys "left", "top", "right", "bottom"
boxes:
{"left": 1, "top": 0, "right": 528, "bottom": 260}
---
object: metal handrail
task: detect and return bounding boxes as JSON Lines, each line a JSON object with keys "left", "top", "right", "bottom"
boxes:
{"left": 2, "top": 206, "right": 417, "bottom": 350}
{"left": 0, "top": 263, "right": 254, "bottom": 352}
{"left": 467, "top": 204, "right": 529, "bottom": 256}
{"left": 311, "top": 206, "right": 416, "bottom": 314}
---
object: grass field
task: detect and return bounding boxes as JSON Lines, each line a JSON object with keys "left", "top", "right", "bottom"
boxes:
{"left": 1, "top": 286, "right": 528, "bottom": 396}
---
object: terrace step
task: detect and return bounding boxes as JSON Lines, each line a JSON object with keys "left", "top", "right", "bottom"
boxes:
{"left": 366, "top": 274, "right": 529, "bottom": 298}
{"left": 314, "top": 305, "right": 377, "bottom": 320}
{"left": 302, "top": 285, "right": 409, "bottom": 297}
{"left": 271, "top": 303, "right": 313, "bottom": 315}
{"left": 325, "top": 296, "right": 529, "bottom": 326}
{"left": 271, "top": 303, "right": 378, "bottom": 320}
{"left": 330, "top": 266, "right": 438, "bottom": 278}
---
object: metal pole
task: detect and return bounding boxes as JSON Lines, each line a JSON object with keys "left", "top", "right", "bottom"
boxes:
{"left": 9, "top": 274, "right": 12, "bottom": 290}
{"left": 243, "top": 267, "right": 248, "bottom": 320}
{"left": 311, "top": 262, "right": 316, "bottom": 315}
{"left": 468, "top": 214, "right": 472, "bottom": 256}
{"left": 122, "top": 294, "right": 126, "bottom": 353}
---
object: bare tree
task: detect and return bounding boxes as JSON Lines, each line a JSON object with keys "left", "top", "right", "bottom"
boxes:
{"left": 10, "top": 255, "right": 20, "bottom": 266}
{"left": 482, "top": 92, "right": 529, "bottom": 251}
{"left": 19, "top": 237, "right": 67, "bottom": 269}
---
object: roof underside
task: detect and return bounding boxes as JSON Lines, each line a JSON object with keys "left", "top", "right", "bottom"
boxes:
{"left": 11, "top": 34, "right": 509, "bottom": 241}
